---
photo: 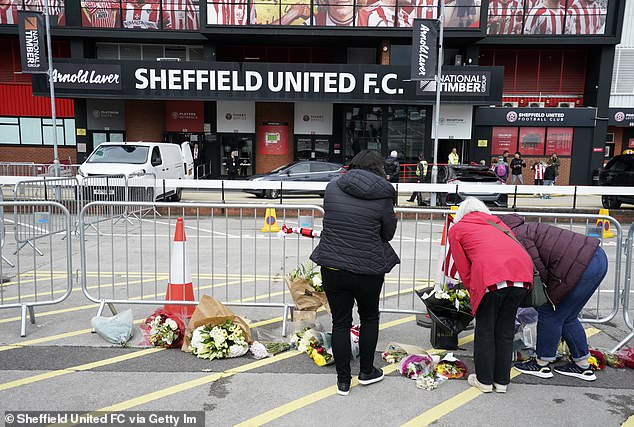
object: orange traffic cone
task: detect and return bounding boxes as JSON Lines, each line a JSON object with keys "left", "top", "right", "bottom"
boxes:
{"left": 164, "top": 217, "right": 195, "bottom": 317}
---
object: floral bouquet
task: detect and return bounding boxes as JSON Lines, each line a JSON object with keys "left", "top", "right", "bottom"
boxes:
{"left": 286, "top": 262, "right": 330, "bottom": 313}
{"left": 417, "top": 283, "right": 474, "bottom": 335}
{"left": 436, "top": 354, "right": 468, "bottom": 379}
{"left": 588, "top": 349, "right": 606, "bottom": 370}
{"left": 181, "top": 295, "right": 251, "bottom": 354}
{"left": 398, "top": 354, "right": 440, "bottom": 380}
{"left": 140, "top": 309, "right": 186, "bottom": 348}
{"left": 189, "top": 320, "right": 249, "bottom": 360}
{"left": 291, "top": 327, "right": 334, "bottom": 366}
{"left": 382, "top": 342, "right": 426, "bottom": 364}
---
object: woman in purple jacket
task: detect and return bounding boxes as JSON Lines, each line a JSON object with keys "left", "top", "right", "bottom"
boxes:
{"left": 499, "top": 214, "right": 608, "bottom": 382}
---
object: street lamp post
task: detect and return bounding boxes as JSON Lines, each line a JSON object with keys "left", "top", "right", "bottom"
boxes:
{"left": 430, "top": 1, "right": 444, "bottom": 206}
{"left": 43, "top": 0, "right": 59, "bottom": 178}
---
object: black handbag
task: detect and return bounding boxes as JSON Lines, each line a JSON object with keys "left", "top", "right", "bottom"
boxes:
{"left": 486, "top": 221, "right": 550, "bottom": 308}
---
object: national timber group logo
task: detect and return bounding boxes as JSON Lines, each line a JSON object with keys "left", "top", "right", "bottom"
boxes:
{"left": 25, "top": 16, "right": 38, "bottom": 30}
{"left": 506, "top": 111, "right": 518, "bottom": 123}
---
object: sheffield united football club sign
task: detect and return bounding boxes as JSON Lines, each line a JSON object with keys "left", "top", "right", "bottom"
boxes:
{"left": 18, "top": 11, "right": 47, "bottom": 73}
{"left": 33, "top": 61, "right": 503, "bottom": 104}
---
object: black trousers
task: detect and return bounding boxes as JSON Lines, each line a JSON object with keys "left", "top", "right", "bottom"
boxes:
{"left": 474, "top": 287, "right": 528, "bottom": 386}
{"left": 322, "top": 268, "right": 384, "bottom": 383}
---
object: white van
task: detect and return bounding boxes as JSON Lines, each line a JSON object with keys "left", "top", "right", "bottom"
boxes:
{"left": 78, "top": 142, "right": 194, "bottom": 201}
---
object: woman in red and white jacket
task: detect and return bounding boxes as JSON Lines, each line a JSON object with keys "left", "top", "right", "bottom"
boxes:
{"left": 448, "top": 198, "right": 533, "bottom": 393}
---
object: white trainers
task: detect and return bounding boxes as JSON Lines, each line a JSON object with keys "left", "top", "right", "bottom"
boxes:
{"left": 467, "top": 374, "right": 493, "bottom": 393}
{"left": 493, "top": 383, "right": 507, "bottom": 393}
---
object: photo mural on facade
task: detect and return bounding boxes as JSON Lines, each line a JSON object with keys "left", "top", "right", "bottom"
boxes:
{"left": 487, "top": 0, "right": 607, "bottom": 35}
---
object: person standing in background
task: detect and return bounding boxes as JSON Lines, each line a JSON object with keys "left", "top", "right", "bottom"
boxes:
{"left": 226, "top": 150, "right": 239, "bottom": 180}
{"left": 547, "top": 152, "right": 561, "bottom": 183}
{"left": 510, "top": 151, "right": 526, "bottom": 185}
{"left": 407, "top": 153, "right": 428, "bottom": 205}
{"left": 192, "top": 142, "right": 201, "bottom": 178}
{"left": 384, "top": 150, "right": 400, "bottom": 183}
{"left": 542, "top": 164, "right": 556, "bottom": 199}
{"left": 448, "top": 148, "right": 460, "bottom": 165}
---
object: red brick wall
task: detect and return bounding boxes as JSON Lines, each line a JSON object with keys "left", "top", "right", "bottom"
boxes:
{"left": 255, "top": 102, "right": 294, "bottom": 174}
{"left": 0, "top": 146, "right": 76, "bottom": 164}
{"left": 125, "top": 100, "right": 165, "bottom": 142}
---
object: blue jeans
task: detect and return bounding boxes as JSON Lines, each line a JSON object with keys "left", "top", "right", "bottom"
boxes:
{"left": 542, "top": 180, "right": 554, "bottom": 198}
{"left": 536, "top": 246, "right": 608, "bottom": 362}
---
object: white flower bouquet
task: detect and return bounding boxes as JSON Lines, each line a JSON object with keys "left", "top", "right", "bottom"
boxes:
{"left": 189, "top": 320, "right": 249, "bottom": 360}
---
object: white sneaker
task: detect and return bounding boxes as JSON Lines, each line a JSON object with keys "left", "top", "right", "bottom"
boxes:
{"left": 468, "top": 374, "right": 492, "bottom": 393}
{"left": 493, "top": 383, "right": 507, "bottom": 393}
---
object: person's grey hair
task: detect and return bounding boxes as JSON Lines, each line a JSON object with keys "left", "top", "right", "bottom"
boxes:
{"left": 454, "top": 198, "right": 490, "bottom": 222}
{"left": 390, "top": 150, "right": 398, "bottom": 158}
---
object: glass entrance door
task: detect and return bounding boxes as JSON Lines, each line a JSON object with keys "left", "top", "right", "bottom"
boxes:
{"left": 219, "top": 134, "right": 254, "bottom": 177}
{"left": 296, "top": 135, "right": 331, "bottom": 161}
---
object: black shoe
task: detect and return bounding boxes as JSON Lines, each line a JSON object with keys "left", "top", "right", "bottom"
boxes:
{"left": 337, "top": 381, "right": 350, "bottom": 396}
{"left": 553, "top": 362, "right": 596, "bottom": 381}
{"left": 514, "top": 358, "right": 553, "bottom": 378}
{"left": 358, "top": 367, "right": 384, "bottom": 385}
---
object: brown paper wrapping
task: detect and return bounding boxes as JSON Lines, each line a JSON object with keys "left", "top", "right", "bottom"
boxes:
{"left": 181, "top": 294, "right": 251, "bottom": 353}
{"left": 285, "top": 275, "right": 331, "bottom": 314}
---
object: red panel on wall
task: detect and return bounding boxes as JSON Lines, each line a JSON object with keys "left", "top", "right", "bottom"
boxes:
{"left": 258, "top": 124, "right": 289, "bottom": 155}
{"left": 518, "top": 127, "right": 546, "bottom": 156}
{"left": 546, "top": 128, "right": 574, "bottom": 156}
{"left": 0, "top": 84, "right": 74, "bottom": 117}
{"left": 491, "top": 127, "right": 518, "bottom": 155}
{"left": 165, "top": 101, "right": 204, "bottom": 132}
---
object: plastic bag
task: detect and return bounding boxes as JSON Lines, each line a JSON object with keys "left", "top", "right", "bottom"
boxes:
{"left": 91, "top": 309, "right": 133, "bottom": 345}
{"left": 350, "top": 325, "right": 360, "bottom": 359}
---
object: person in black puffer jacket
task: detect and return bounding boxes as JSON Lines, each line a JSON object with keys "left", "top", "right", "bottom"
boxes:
{"left": 499, "top": 214, "right": 607, "bottom": 382}
{"left": 310, "top": 150, "right": 400, "bottom": 396}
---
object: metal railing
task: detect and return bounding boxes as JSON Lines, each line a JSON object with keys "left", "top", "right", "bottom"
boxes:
{"left": 0, "top": 201, "right": 74, "bottom": 337}
{"left": 78, "top": 202, "right": 325, "bottom": 336}
{"left": 0, "top": 162, "right": 79, "bottom": 177}
{"left": 611, "top": 222, "right": 634, "bottom": 352}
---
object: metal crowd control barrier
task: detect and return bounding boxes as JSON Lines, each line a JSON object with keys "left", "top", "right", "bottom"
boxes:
{"left": 79, "top": 202, "right": 324, "bottom": 336}
{"left": 0, "top": 201, "right": 73, "bottom": 337}
{"left": 13, "top": 177, "right": 81, "bottom": 248}
{"left": 0, "top": 162, "right": 79, "bottom": 177}
{"left": 77, "top": 203, "right": 623, "bottom": 337}
{"left": 380, "top": 209, "right": 622, "bottom": 326}
{"left": 611, "top": 222, "right": 634, "bottom": 352}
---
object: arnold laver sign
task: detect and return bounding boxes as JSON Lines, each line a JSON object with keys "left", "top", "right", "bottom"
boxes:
{"left": 410, "top": 19, "right": 438, "bottom": 81}
{"left": 51, "top": 63, "right": 121, "bottom": 90}
{"left": 34, "top": 62, "right": 503, "bottom": 104}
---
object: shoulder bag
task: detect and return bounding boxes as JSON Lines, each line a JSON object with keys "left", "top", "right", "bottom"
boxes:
{"left": 486, "top": 220, "right": 550, "bottom": 309}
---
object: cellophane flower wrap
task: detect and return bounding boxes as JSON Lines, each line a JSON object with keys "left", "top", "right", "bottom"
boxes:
{"left": 398, "top": 354, "right": 438, "bottom": 380}
{"left": 140, "top": 309, "right": 186, "bottom": 348}
{"left": 189, "top": 320, "right": 249, "bottom": 361}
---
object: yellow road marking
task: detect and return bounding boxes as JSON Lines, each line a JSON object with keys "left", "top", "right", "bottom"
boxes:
{"left": 0, "top": 348, "right": 163, "bottom": 392}
{"left": 234, "top": 334, "right": 475, "bottom": 427}
{"left": 0, "top": 278, "right": 251, "bottom": 324}
{"left": 622, "top": 415, "right": 634, "bottom": 427}
{"left": 400, "top": 327, "right": 602, "bottom": 427}
{"left": 91, "top": 314, "right": 419, "bottom": 416}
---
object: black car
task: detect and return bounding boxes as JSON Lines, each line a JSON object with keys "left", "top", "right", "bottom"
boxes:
{"left": 244, "top": 161, "right": 345, "bottom": 198}
{"left": 440, "top": 165, "right": 508, "bottom": 208}
{"left": 599, "top": 154, "right": 634, "bottom": 209}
